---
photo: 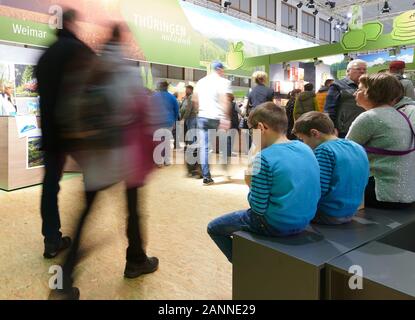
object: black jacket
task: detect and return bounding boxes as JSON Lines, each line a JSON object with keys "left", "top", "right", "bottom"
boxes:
{"left": 36, "top": 28, "right": 94, "bottom": 152}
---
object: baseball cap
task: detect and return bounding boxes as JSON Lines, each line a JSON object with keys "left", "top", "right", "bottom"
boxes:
{"left": 211, "top": 61, "right": 225, "bottom": 71}
{"left": 389, "top": 60, "right": 406, "bottom": 70}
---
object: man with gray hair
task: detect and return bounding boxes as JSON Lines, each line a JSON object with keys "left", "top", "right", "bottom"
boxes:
{"left": 324, "top": 59, "right": 367, "bottom": 138}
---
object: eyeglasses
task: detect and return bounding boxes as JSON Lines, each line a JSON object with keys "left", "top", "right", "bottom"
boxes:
{"left": 351, "top": 68, "right": 367, "bottom": 72}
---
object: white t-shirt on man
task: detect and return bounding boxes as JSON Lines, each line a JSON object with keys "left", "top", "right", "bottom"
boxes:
{"left": 195, "top": 72, "right": 232, "bottom": 120}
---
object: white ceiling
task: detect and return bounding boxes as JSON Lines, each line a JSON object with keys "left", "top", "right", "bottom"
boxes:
{"left": 313, "top": 0, "right": 415, "bottom": 33}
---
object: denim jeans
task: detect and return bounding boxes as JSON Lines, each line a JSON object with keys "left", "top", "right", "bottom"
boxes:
{"left": 207, "top": 209, "right": 304, "bottom": 262}
{"left": 197, "top": 117, "right": 219, "bottom": 179}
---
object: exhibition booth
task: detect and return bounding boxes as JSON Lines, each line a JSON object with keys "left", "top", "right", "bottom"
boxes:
{"left": 1, "top": 0, "right": 415, "bottom": 190}
{"left": 0, "top": 0, "right": 316, "bottom": 191}
{"left": 243, "top": 10, "right": 415, "bottom": 99}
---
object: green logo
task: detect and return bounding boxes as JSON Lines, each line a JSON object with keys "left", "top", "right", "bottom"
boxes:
{"left": 226, "top": 42, "right": 245, "bottom": 70}
{"left": 392, "top": 10, "right": 415, "bottom": 41}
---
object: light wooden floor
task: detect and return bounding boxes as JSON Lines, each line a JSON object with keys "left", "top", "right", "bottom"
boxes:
{"left": 0, "top": 157, "right": 250, "bottom": 300}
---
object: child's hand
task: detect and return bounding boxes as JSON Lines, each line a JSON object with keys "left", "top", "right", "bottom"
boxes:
{"left": 244, "top": 169, "right": 252, "bottom": 187}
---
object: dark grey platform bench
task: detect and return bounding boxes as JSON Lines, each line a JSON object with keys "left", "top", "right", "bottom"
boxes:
{"left": 326, "top": 219, "right": 415, "bottom": 300}
{"left": 232, "top": 207, "right": 415, "bottom": 300}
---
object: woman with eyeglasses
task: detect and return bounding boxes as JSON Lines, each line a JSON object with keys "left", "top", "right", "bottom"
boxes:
{"left": 347, "top": 73, "right": 415, "bottom": 209}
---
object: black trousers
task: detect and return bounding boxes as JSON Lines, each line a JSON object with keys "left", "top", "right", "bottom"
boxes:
{"left": 41, "top": 151, "right": 66, "bottom": 244}
{"left": 62, "top": 187, "right": 147, "bottom": 289}
{"left": 365, "top": 176, "right": 413, "bottom": 210}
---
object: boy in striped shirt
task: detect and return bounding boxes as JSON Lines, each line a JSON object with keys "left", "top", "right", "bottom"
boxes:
{"left": 293, "top": 111, "right": 369, "bottom": 225}
{"left": 207, "top": 103, "right": 321, "bottom": 262}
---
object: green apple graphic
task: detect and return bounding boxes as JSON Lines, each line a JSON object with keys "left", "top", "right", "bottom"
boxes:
{"left": 226, "top": 42, "right": 245, "bottom": 70}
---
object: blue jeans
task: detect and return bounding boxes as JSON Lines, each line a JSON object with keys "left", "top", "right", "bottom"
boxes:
{"left": 197, "top": 117, "right": 219, "bottom": 179}
{"left": 207, "top": 209, "right": 304, "bottom": 262}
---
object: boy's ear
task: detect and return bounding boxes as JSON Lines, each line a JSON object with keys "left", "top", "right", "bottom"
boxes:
{"left": 257, "top": 122, "right": 266, "bottom": 131}
{"left": 310, "top": 129, "right": 320, "bottom": 137}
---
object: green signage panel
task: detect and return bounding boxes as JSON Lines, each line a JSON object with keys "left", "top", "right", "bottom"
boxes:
{"left": 0, "top": 16, "right": 55, "bottom": 47}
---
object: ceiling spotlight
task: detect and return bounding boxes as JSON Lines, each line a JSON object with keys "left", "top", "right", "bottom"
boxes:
{"left": 297, "top": 2, "right": 303, "bottom": 8}
{"left": 306, "top": 0, "right": 315, "bottom": 9}
{"left": 328, "top": 16, "right": 334, "bottom": 22}
{"left": 224, "top": 1, "right": 232, "bottom": 8}
{"left": 313, "top": 9, "right": 318, "bottom": 15}
{"left": 325, "top": 1, "right": 336, "bottom": 9}
{"left": 381, "top": 1, "right": 391, "bottom": 14}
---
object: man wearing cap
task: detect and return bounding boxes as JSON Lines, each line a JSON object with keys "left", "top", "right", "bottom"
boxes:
{"left": 389, "top": 60, "right": 415, "bottom": 99}
{"left": 324, "top": 59, "right": 367, "bottom": 138}
{"left": 192, "top": 61, "right": 233, "bottom": 185}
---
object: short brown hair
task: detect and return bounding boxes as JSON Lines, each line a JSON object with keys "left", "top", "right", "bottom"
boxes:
{"left": 248, "top": 102, "right": 287, "bottom": 134}
{"left": 359, "top": 73, "right": 404, "bottom": 106}
{"left": 293, "top": 111, "right": 335, "bottom": 136}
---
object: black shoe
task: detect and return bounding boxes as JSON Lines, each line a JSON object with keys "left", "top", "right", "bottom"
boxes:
{"left": 124, "top": 257, "right": 159, "bottom": 279}
{"left": 203, "top": 178, "right": 214, "bottom": 185}
{"left": 43, "top": 236, "right": 72, "bottom": 259}
{"left": 48, "top": 287, "right": 80, "bottom": 300}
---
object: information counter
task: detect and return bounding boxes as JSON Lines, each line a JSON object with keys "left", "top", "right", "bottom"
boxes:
{"left": 0, "top": 116, "right": 80, "bottom": 191}
{"left": 0, "top": 116, "right": 43, "bottom": 190}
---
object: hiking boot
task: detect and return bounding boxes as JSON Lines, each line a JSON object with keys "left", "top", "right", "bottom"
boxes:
{"left": 43, "top": 236, "right": 72, "bottom": 259}
{"left": 124, "top": 257, "right": 159, "bottom": 279}
{"left": 48, "top": 287, "right": 80, "bottom": 300}
{"left": 203, "top": 178, "right": 214, "bottom": 186}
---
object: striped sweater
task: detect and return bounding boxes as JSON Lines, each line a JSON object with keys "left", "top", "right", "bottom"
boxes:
{"left": 248, "top": 141, "right": 320, "bottom": 231}
{"left": 314, "top": 139, "right": 369, "bottom": 217}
